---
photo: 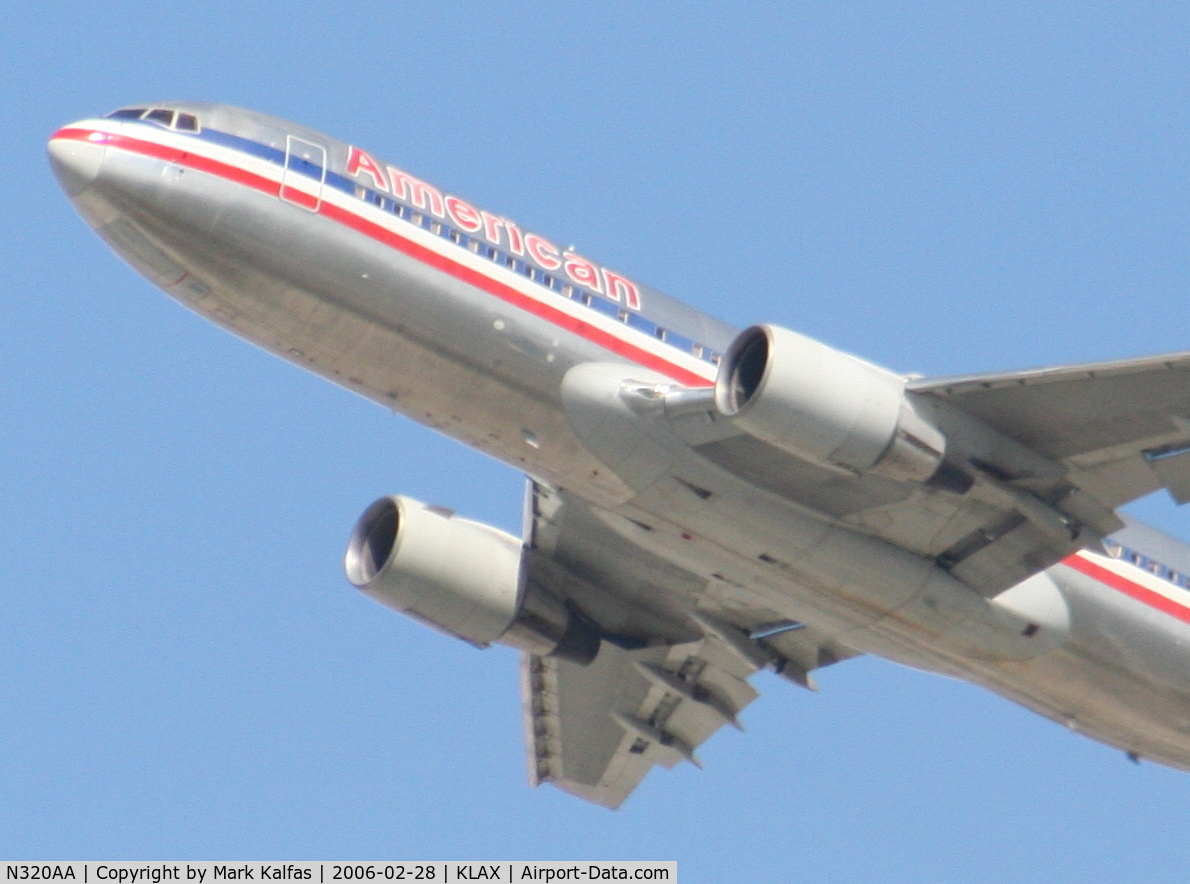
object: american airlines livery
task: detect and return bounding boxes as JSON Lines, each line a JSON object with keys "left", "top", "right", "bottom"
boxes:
{"left": 48, "top": 103, "right": 1190, "bottom": 807}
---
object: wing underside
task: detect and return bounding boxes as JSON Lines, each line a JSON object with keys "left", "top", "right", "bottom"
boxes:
{"left": 682, "top": 351, "right": 1190, "bottom": 598}
{"left": 521, "top": 636, "right": 759, "bottom": 809}
{"left": 910, "top": 350, "right": 1190, "bottom": 508}
{"left": 518, "top": 480, "right": 856, "bottom": 807}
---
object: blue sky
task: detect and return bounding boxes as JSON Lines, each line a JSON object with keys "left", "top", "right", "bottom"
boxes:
{"left": 5, "top": 2, "right": 1190, "bottom": 878}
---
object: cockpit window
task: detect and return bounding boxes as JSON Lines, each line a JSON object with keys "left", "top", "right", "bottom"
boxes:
{"left": 145, "top": 108, "right": 175, "bottom": 127}
{"left": 104, "top": 107, "right": 201, "bottom": 133}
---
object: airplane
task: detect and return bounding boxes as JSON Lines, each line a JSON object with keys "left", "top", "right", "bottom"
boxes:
{"left": 48, "top": 102, "right": 1190, "bottom": 808}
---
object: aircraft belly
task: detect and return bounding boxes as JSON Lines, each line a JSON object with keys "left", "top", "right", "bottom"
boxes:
{"left": 918, "top": 563, "right": 1190, "bottom": 767}
{"left": 1047, "top": 567, "right": 1190, "bottom": 761}
{"left": 559, "top": 364, "right": 1079, "bottom": 667}
{"left": 83, "top": 151, "right": 635, "bottom": 500}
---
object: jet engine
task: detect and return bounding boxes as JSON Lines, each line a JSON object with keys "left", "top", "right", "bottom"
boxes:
{"left": 715, "top": 324, "right": 947, "bottom": 483}
{"left": 344, "top": 495, "right": 599, "bottom": 664}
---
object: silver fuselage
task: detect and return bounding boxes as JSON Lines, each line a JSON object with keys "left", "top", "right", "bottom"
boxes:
{"left": 49, "top": 103, "right": 1190, "bottom": 771}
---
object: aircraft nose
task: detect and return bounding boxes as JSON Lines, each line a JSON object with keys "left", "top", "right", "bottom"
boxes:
{"left": 47, "top": 130, "right": 105, "bottom": 196}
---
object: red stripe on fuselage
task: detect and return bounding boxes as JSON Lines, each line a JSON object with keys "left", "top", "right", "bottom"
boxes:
{"left": 1063, "top": 553, "right": 1190, "bottom": 625}
{"left": 51, "top": 127, "right": 712, "bottom": 388}
{"left": 52, "top": 127, "right": 281, "bottom": 197}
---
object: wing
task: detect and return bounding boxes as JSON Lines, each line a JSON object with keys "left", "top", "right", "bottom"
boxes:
{"left": 910, "top": 351, "right": 1190, "bottom": 508}
{"left": 677, "top": 352, "right": 1190, "bottom": 599}
{"left": 518, "top": 480, "right": 858, "bottom": 808}
{"left": 521, "top": 639, "right": 756, "bottom": 809}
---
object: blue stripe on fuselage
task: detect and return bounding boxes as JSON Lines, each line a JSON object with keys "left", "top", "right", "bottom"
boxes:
{"left": 116, "top": 118, "right": 723, "bottom": 375}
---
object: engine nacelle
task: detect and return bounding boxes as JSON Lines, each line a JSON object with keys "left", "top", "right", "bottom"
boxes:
{"left": 344, "top": 496, "right": 598, "bottom": 664}
{"left": 715, "top": 324, "right": 946, "bottom": 483}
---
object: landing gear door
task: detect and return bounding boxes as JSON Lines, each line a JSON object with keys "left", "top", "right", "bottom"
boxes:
{"left": 280, "top": 135, "right": 326, "bottom": 211}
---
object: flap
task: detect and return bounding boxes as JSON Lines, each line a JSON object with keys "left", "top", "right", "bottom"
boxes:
{"left": 521, "top": 634, "right": 760, "bottom": 809}
{"left": 519, "top": 479, "right": 858, "bottom": 807}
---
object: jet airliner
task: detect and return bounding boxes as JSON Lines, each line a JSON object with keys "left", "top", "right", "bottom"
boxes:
{"left": 48, "top": 103, "right": 1190, "bottom": 807}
